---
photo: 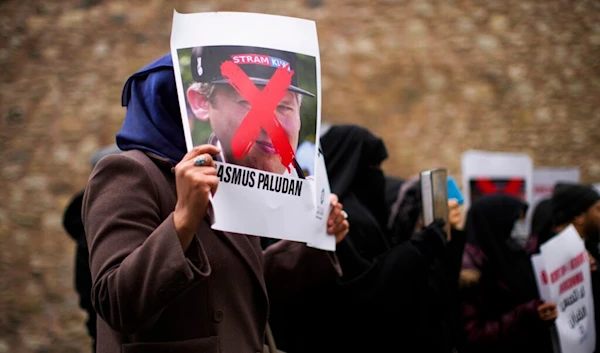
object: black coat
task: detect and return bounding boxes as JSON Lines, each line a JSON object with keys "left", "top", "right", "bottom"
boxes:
{"left": 63, "top": 190, "right": 97, "bottom": 351}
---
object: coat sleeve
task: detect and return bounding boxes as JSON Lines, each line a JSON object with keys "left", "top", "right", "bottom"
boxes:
{"left": 82, "top": 154, "right": 212, "bottom": 334}
{"left": 263, "top": 240, "right": 342, "bottom": 302}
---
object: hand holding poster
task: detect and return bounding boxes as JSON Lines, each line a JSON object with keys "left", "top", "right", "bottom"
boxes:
{"left": 538, "top": 225, "right": 596, "bottom": 353}
{"left": 170, "top": 11, "right": 333, "bottom": 249}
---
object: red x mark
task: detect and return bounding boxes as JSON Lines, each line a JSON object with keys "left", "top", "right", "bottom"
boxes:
{"left": 475, "top": 178, "right": 524, "bottom": 198}
{"left": 220, "top": 60, "right": 296, "bottom": 172}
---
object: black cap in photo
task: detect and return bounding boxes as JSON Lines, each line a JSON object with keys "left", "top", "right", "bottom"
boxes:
{"left": 190, "top": 45, "right": 315, "bottom": 97}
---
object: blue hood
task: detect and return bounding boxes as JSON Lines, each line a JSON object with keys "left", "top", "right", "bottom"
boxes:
{"left": 116, "top": 54, "right": 186, "bottom": 165}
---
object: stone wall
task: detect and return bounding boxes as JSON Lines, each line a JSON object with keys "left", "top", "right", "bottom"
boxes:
{"left": 1, "top": 0, "right": 599, "bottom": 351}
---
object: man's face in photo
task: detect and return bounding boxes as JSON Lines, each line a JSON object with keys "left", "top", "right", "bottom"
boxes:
{"left": 188, "top": 84, "right": 302, "bottom": 174}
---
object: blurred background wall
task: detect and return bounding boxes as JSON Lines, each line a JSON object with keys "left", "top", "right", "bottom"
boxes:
{"left": 0, "top": 0, "right": 599, "bottom": 351}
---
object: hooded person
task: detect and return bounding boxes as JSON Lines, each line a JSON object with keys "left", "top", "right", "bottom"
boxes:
{"left": 384, "top": 174, "right": 467, "bottom": 353}
{"left": 459, "top": 195, "right": 556, "bottom": 353}
{"left": 320, "top": 124, "right": 391, "bottom": 260}
{"left": 83, "top": 53, "right": 349, "bottom": 353}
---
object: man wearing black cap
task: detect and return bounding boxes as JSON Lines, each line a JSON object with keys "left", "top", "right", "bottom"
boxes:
{"left": 551, "top": 182, "right": 600, "bottom": 250}
{"left": 186, "top": 45, "right": 315, "bottom": 176}
{"left": 551, "top": 181, "right": 600, "bottom": 353}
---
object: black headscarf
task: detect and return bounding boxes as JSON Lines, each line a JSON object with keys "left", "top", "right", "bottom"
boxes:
{"left": 531, "top": 198, "right": 553, "bottom": 252}
{"left": 321, "top": 124, "right": 390, "bottom": 260}
{"left": 465, "top": 194, "right": 538, "bottom": 302}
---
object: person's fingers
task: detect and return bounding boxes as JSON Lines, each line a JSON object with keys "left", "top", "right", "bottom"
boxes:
{"left": 204, "top": 175, "right": 220, "bottom": 195}
{"left": 187, "top": 153, "right": 216, "bottom": 168}
{"left": 180, "top": 145, "right": 221, "bottom": 163}
{"left": 538, "top": 302, "right": 559, "bottom": 321}
{"left": 329, "top": 193, "right": 339, "bottom": 207}
{"left": 538, "top": 302, "right": 556, "bottom": 311}
{"left": 332, "top": 210, "right": 346, "bottom": 228}
{"left": 547, "top": 306, "right": 558, "bottom": 320}
{"left": 199, "top": 166, "right": 217, "bottom": 176}
{"left": 328, "top": 209, "right": 349, "bottom": 232}
{"left": 328, "top": 202, "right": 343, "bottom": 226}
{"left": 449, "top": 211, "right": 461, "bottom": 223}
{"left": 335, "top": 226, "right": 349, "bottom": 243}
{"left": 177, "top": 163, "right": 217, "bottom": 182}
{"left": 588, "top": 251, "right": 598, "bottom": 271}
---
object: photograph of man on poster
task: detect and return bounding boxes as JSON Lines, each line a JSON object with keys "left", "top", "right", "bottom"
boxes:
{"left": 177, "top": 45, "right": 318, "bottom": 178}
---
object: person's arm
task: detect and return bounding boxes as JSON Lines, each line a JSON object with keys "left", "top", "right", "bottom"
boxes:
{"left": 83, "top": 153, "right": 213, "bottom": 334}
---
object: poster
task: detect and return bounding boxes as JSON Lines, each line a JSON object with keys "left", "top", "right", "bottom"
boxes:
{"left": 461, "top": 150, "right": 533, "bottom": 212}
{"left": 533, "top": 167, "right": 580, "bottom": 210}
{"left": 539, "top": 225, "right": 596, "bottom": 353}
{"left": 170, "top": 11, "right": 333, "bottom": 249}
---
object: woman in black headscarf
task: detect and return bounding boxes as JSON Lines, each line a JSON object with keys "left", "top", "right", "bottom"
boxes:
{"left": 321, "top": 125, "right": 469, "bottom": 353}
{"left": 459, "top": 195, "right": 557, "bottom": 353}
{"left": 320, "top": 124, "right": 392, "bottom": 261}
{"left": 383, "top": 175, "right": 467, "bottom": 353}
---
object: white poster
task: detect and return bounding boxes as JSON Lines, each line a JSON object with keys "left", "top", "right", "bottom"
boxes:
{"left": 170, "top": 11, "right": 333, "bottom": 250}
{"left": 540, "top": 225, "right": 596, "bottom": 353}
{"left": 461, "top": 150, "right": 534, "bottom": 243}
{"left": 533, "top": 167, "right": 580, "bottom": 209}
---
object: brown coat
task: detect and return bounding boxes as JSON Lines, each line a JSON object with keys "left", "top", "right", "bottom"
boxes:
{"left": 82, "top": 150, "right": 340, "bottom": 353}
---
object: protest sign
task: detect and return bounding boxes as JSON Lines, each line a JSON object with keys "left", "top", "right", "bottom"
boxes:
{"left": 170, "top": 11, "right": 332, "bottom": 249}
{"left": 539, "top": 225, "right": 596, "bottom": 353}
{"left": 461, "top": 150, "right": 533, "bottom": 212}
{"left": 533, "top": 167, "right": 580, "bottom": 209}
{"left": 461, "top": 150, "right": 533, "bottom": 245}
